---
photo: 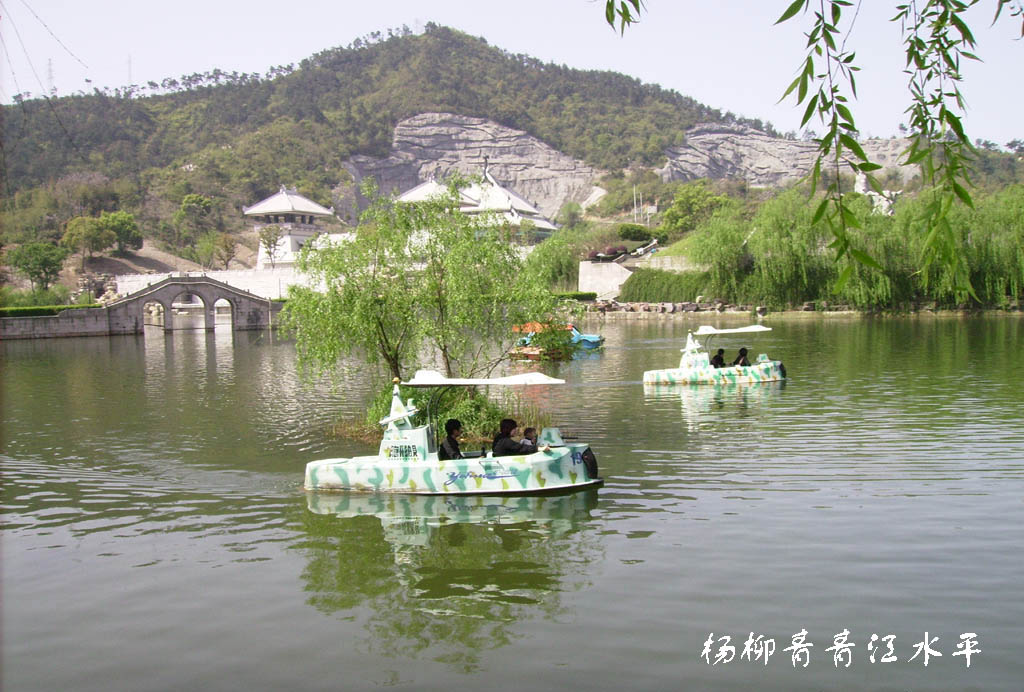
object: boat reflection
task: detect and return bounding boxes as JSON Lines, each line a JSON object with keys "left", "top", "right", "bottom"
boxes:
{"left": 305, "top": 489, "right": 599, "bottom": 548}
{"left": 299, "top": 489, "right": 602, "bottom": 668}
{"left": 643, "top": 380, "right": 786, "bottom": 428}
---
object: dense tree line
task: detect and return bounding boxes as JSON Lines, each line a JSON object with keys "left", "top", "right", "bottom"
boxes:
{"left": 618, "top": 185, "right": 1024, "bottom": 310}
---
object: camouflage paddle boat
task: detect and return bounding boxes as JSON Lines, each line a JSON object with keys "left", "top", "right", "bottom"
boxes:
{"left": 304, "top": 370, "right": 603, "bottom": 495}
{"left": 642, "top": 325, "right": 786, "bottom": 386}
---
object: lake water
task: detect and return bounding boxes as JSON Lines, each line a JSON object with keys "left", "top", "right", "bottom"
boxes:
{"left": 3, "top": 315, "right": 1022, "bottom": 691}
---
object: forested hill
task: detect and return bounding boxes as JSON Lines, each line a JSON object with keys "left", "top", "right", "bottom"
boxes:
{"left": 4, "top": 24, "right": 762, "bottom": 211}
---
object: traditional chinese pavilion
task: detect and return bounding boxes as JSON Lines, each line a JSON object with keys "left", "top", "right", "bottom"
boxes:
{"left": 243, "top": 187, "right": 336, "bottom": 269}
{"left": 397, "top": 161, "right": 557, "bottom": 243}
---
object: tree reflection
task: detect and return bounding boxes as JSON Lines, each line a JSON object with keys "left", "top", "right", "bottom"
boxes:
{"left": 297, "top": 491, "right": 602, "bottom": 672}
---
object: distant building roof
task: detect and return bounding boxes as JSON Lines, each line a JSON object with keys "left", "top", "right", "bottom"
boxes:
{"left": 243, "top": 187, "right": 334, "bottom": 217}
{"left": 397, "top": 167, "right": 557, "bottom": 233}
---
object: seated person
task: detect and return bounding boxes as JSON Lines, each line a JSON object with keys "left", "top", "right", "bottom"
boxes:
{"left": 492, "top": 418, "right": 533, "bottom": 457}
{"left": 438, "top": 418, "right": 464, "bottom": 460}
{"left": 710, "top": 348, "right": 726, "bottom": 368}
{"left": 521, "top": 427, "right": 538, "bottom": 451}
{"left": 732, "top": 347, "right": 750, "bottom": 367}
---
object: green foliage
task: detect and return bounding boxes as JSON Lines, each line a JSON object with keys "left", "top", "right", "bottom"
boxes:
{"left": 617, "top": 223, "right": 651, "bottom": 241}
{"left": 744, "top": 188, "right": 836, "bottom": 307}
{"left": 258, "top": 224, "right": 285, "bottom": 268}
{"left": 194, "top": 232, "right": 218, "bottom": 268}
{"left": 98, "top": 210, "right": 142, "bottom": 253}
{"left": 282, "top": 178, "right": 560, "bottom": 382}
{"left": 554, "top": 292, "right": 597, "bottom": 301}
{"left": 624, "top": 185, "right": 1024, "bottom": 309}
{"left": 594, "top": 169, "right": 680, "bottom": 217}
{"left": 4, "top": 242, "right": 70, "bottom": 291}
{"left": 618, "top": 267, "right": 709, "bottom": 303}
{"left": 526, "top": 325, "right": 577, "bottom": 360}
{"left": 555, "top": 202, "right": 584, "bottom": 229}
{"left": 686, "top": 206, "right": 755, "bottom": 301}
{"left": 0, "top": 302, "right": 100, "bottom": 316}
{"left": 215, "top": 233, "right": 237, "bottom": 269}
{"left": 62, "top": 216, "right": 115, "bottom": 269}
{"left": 172, "top": 194, "right": 216, "bottom": 248}
{"left": 524, "top": 230, "right": 587, "bottom": 291}
{"left": 362, "top": 383, "right": 548, "bottom": 445}
{"left": 3, "top": 25, "right": 750, "bottom": 210}
{"left": 658, "top": 179, "right": 730, "bottom": 240}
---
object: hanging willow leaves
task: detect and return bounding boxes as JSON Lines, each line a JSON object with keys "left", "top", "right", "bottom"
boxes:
{"left": 604, "top": 0, "right": 1021, "bottom": 304}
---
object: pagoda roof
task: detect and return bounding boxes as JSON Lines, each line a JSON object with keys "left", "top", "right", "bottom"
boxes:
{"left": 397, "top": 170, "right": 556, "bottom": 231}
{"left": 243, "top": 187, "right": 334, "bottom": 217}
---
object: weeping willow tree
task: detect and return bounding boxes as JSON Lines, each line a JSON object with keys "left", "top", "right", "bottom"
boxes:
{"left": 282, "top": 178, "right": 560, "bottom": 382}
{"left": 622, "top": 184, "right": 1024, "bottom": 309}
{"left": 605, "top": 0, "right": 1024, "bottom": 302}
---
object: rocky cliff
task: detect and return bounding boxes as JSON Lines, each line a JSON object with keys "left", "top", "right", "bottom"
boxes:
{"left": 658, "top": 124, "right": 915, "bottom": 187}
{"left": 341, "top": 113, "right": 600, "bottom": 219}
{"left": 341, "top": 115, "right": 916, "bottom": 218}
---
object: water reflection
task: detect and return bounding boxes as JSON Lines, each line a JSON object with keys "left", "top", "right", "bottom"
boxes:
{"left": 298, "top": 490, "right": 602, "bottom": 671}
{"left": 643, "top": 381, "right": 786, "bottom": 429}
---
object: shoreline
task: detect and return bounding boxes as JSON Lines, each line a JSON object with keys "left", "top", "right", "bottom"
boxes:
{"left": 579, "top": 303, "right": 1021, "bottom": 320}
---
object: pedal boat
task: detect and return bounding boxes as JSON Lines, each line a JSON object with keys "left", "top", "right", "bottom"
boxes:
{"left": 510, "top": 323, "right": 604, "bottom": 360}
{"left": 642, "top": 325, "right": 786, "bottom": 386}
{"left": 304, "top": 370, "right": 603, "bottom": 495}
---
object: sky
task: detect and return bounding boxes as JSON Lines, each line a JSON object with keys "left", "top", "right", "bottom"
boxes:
{"left": 1, "top": 0, "right": 1021, "bottom": 147}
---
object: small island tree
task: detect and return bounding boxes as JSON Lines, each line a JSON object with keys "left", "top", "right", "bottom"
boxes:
{"left": 283, "top": 178, "right": 561, "bottom": 382}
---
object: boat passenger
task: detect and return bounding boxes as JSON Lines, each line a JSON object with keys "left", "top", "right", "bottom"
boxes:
{"left": 732, "top": 348, "right": 750, "bottom": 367}
{"left": 521, "top": 427, "right": 538, "bottom": 451}
{"left": 439, "top": 418, "right": 464, "bottom": 460}
{"left": 492, "top": 418, "right": 532, "bottom": 457}
{"left": 710, "top": 349, "right": 726, "bottom": 368}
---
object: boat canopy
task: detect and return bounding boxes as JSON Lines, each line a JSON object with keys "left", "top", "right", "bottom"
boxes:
{"left": 693, "top": 325, "right": 772, "bottom": 336}
{"left": 402, "top": 369, "right": 565, "bottom": 387}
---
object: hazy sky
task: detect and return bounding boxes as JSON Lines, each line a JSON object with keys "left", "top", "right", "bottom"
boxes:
{"left": 2, "top": 0, "right": 1020, "bottom": 146}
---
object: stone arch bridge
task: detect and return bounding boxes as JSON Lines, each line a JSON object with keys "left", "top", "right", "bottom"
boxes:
{"left": 107, "top": 275, "right": 283, "bottom": 333}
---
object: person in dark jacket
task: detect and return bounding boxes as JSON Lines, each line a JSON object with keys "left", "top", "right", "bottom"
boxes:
{"left": 732, "top": 348, "right": 750, "bottom": 367}
{"left": 439, "top": 418, "right": 463, "bottom": 460}
{"left": 710, "top": 348, "right": 726, "bottom": 368}
{"left": 492, "top": 418, "right": 532, "bottom": 456}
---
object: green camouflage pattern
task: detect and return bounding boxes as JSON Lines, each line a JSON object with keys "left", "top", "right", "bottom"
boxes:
{"left": 643, "top": 332, "right": 786, "bottom": 386}
{"left": 304, "top": 443, "right": 601, "bottom": 494}
{"left": 305, "top": 384, "right": 602, "bottom": 495}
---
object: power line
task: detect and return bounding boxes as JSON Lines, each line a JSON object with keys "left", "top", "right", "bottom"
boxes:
{"left": 14, "top": 0, "right": 89, "bottom": 69}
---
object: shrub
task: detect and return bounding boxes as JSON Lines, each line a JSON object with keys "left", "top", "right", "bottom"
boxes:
{"left": 618, "top": 223, "right": 651, "bottom": 241}
{"left": 618, "top": 268, "right": 710, "bottom": 303}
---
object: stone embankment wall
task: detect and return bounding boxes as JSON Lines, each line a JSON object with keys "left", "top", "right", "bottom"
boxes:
{"left": 0, "top": 307, "right": 141, "bottom": 339}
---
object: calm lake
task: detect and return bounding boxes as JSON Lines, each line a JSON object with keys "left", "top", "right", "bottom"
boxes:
{"left": 3, "top": 315, "right": 1022, "bottom": 691}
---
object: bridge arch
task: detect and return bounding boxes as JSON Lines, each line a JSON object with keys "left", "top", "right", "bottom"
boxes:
{"left": 106, "top": 275, "right": 282, "bottom": 335}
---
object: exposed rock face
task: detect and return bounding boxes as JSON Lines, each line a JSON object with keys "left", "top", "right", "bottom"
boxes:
{"left": 342, "top": 113, "right": 600, "bottom": 218}
{"left": 340, "top": 116, "right": 918, "bottom": 220}
{"left": 657, "top": 124, "right": 916, "bottom": 187}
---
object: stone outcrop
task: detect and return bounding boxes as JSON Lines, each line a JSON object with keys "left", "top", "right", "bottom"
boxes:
{"left": 341, "top": 113, "right": 601, "bottom": 218}
{"left": 657, "top": 123, "right": 916, "bottom": 187}
{"left": 340, "top": 116, "right": 919, "bottom": 220}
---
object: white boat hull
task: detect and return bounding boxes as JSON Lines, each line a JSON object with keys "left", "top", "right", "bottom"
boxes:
{"left": 305, "top": 444, "right": 602, "bottom": 495}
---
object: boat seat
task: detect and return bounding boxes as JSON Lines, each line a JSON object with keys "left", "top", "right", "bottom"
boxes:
{"left": 538, "top": 427, "right": 565, "bottom": 446}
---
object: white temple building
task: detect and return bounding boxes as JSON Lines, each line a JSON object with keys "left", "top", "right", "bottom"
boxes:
{"left": 244, "top": 187, "right": 345, "bottom": 269}
{"left": 397, "top": 162, "right": 557, "bottom": 243}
